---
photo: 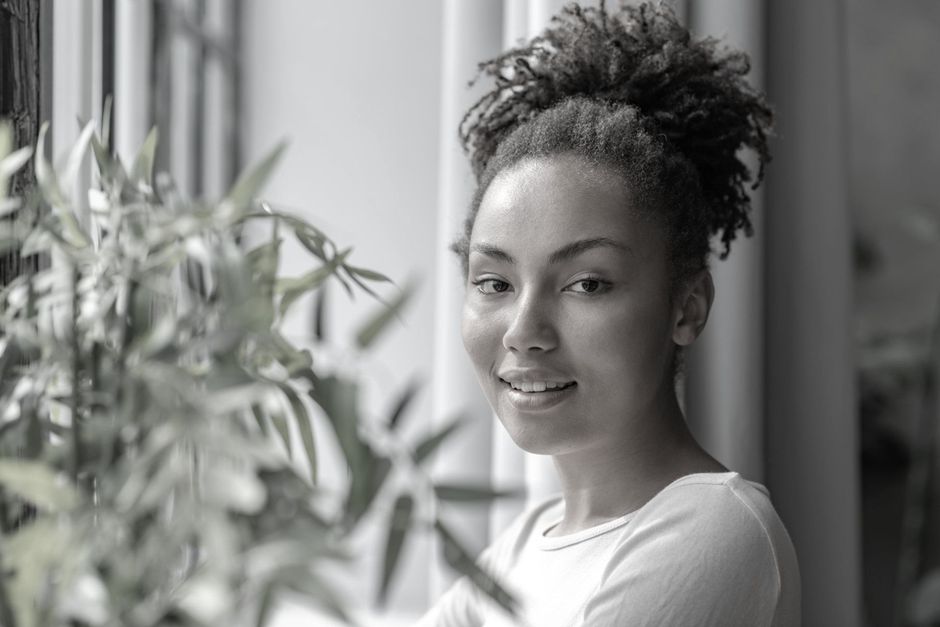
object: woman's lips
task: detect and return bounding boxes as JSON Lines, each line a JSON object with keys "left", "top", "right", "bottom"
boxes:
{"left": 498, "top": 378, "right": 577, "bottom": 412}
{"left": 500, "top": 378, "right": 576, "bottom": 392}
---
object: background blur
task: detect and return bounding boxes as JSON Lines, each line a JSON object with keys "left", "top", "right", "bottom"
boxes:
{"left": 2, "top": 1, "right": 938, "bottom": 625}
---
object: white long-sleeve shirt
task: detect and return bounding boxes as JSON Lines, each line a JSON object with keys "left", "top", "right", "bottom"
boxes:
{"left": 415, "top": 471, "right": 800, "bottom": 627}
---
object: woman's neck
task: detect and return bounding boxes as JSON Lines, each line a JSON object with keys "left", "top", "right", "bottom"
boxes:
{"left": 546, "top": 396, "right": 726, "bottom": 536}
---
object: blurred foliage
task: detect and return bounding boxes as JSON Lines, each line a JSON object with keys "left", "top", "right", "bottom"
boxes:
{"left": 854, "top": 221, "right": 940, "bottom": 626}
{"left": 0, "top": 116, "right": 519, "bottom": 626}
{"left": 908, "top": 568, "right": 940, "bottom": 626}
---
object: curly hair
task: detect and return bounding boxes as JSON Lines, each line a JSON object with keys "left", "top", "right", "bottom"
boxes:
{"left": 452, "top": 1, "right": 773, "bottom": 289}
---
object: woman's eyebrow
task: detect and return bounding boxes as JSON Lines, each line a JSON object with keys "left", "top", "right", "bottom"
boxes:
{"left": 469, "top": 237, "right": 631, "bottom": 265}
{"left": 548, "top": 237, "right": 632, "bottom": 264}
{"left": 469, "top": 242, "right": 516, "bottom": 264}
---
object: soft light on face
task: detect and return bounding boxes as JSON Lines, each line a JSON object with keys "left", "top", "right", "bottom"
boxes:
{"left": 460, "top": 154, "right": 681, "bottom": 456}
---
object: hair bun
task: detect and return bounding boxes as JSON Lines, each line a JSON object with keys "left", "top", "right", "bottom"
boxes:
{"left": 460, "top": 1, "right": 773, "bottom": 255}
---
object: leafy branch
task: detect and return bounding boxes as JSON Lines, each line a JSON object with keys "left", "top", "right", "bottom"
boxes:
{"left": 0, "top": 116, "right": 520, "bottom": 626}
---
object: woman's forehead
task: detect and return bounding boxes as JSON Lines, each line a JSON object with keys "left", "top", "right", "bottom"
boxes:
{"left": 472, "top": 156, "right": 650, "bottom": 249}
{"left": 487, "top": 154, "right": 629, "bottom": 201}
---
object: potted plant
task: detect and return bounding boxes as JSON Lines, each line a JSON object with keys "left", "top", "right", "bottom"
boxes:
{"left": 0, "top": 115, "right": 517, "bottom": 626}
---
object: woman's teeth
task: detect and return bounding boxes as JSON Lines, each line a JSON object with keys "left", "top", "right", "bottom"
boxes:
{"left": 507, "top": 381, "right": 574, "bottom": 393}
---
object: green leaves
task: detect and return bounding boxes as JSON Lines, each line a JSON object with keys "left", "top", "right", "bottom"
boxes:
{"left": 0, "top": 121, "right": 33, "bottom": 204}
{"left": 378, "top": 494, "right": 414, "bottom": 606}
{"left": 34, "top": 122, "right": 91, "bottom": 249}
{"left": 60, "top": 119, "right": 97, "bottom": 193}
{"left": 204, "top": 463, "right": 267, "bottom": 514}
{"left": 0, "top": 147, "right": 32, "bottom": 195}
{"left": 0, "top": 116, "right": 521, "bottom": 627}
{"left": 308, "top": 373, "right": 363, "bottom": 467}
{"left": 344, "top": 264, "right": 392, "bottom": 284}
{"left": 273, "top": 380, "right": 318, "bottom": 485}
{"left": 224, "top": 140, "right": 287, "bottom": 213}
{"left": 246, "top": 221, "right": 281, "bottom": 288}
{"left": 355, "top": 278, "right": 415, "bottom": 349}
{"left": 276, "top": 247, "right": 351, "bottom": 319}
{"left": 86, "top": 104, "right": 127, "bottom": 194}
{"left": 0, "top": 460, "right": 78, "bottom": 512}
{"left": 434, "top": 520, "right": 519, "bottom": 616}
{"left": 434, "top": 483, "right": 523, "bottom": 503}
{"left": 414, "top": 414, "right": 468, "bottom": 464}
{"left": 5, "top": 517, "right": 74, "bottom": 627}
{"left": 129, "top": 127, "right": 158, "bottom": 189}
{"left": 387, "top": 376, "right": 421, "bottom": 431}
{"left": 307, "top": 372, "right": 394, "bottom": 526}
{"left": 34, "top": 122, "right": 63, "bottom": 208}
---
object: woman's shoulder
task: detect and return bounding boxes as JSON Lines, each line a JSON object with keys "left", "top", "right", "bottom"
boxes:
{"left": 625, "top": 471, "right": 800, "bottom": 599}
{"left": 583, "top": 473, "right": 801, "bottom": 624}
{"left": 628, "top": 471, "right": 793, "bottom": 557}
{"left": 640, "top": 471, "right": 786, "bottom": 537}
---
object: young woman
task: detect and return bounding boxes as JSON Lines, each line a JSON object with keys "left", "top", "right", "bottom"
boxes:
{"left": 418, "top": 3, "right": 799, "bottom": 625}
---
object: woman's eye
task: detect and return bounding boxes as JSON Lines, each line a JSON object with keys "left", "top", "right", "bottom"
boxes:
{"left": 567, "top": 278, "right": 610, "bottom": 294}
{"left": 473, "top": 278, "right": 511, "bottom": 294}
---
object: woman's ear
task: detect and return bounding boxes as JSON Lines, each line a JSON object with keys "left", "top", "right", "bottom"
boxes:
{"left": 672, "top": 270, "right": 715, "bottom": 346}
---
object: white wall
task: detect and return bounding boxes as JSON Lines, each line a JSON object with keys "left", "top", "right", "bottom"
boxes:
{"left": 243, "top": 0, "right": 443, "bottom": 618}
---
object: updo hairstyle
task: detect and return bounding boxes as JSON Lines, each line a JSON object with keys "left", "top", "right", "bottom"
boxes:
{"left": 452, "top": 1, "right": 774, "bottom": 294}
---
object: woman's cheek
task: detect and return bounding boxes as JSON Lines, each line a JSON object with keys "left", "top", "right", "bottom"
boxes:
{"left": 461, "top": 301, "right": 497, "bottom": 366}
{"left": 578, "top": 300, "right": 660, "bottom": 371}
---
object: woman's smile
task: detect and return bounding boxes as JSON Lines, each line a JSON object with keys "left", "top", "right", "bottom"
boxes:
{"left": 501, "top": 378, "right": 578, "bottom": 412}
{"left": 497, "top": 368, "right": 579, "bottom": 411}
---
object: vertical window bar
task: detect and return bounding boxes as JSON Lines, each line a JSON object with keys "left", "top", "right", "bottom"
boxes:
{"left": 150, "top": 0, "right": 172, "bottom": 176}
{"left": 192, "top": 0, "right": 206, "bottom": 197}
{"left": 101, "top": 0, "right": 115, "bottom": 153}
{"left": 225, "top": 0, "right": 242, "bottom": 189}
{"left": 37, "top": 0, "right": 51, "bottom": 276}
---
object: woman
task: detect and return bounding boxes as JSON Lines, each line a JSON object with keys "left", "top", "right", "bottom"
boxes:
{"left": 418, "top": 3, "right": 799, "bottom": 625}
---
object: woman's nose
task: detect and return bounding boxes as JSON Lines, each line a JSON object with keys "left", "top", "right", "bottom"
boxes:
{"left": 502, "top": 292, "right": 559, "bottom": 353}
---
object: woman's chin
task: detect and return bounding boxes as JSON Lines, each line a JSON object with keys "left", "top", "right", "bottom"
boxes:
{"left": 496, "top": 414, "right": 585, "bottom": 456}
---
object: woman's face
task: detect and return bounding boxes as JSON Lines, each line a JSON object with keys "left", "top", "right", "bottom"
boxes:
{"left": 461, "top": 154, "right": 682, "bottom": 455}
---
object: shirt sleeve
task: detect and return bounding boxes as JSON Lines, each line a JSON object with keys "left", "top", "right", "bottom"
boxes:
{"left": 577, "top": 484, "right": 783, "bottom": 627}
